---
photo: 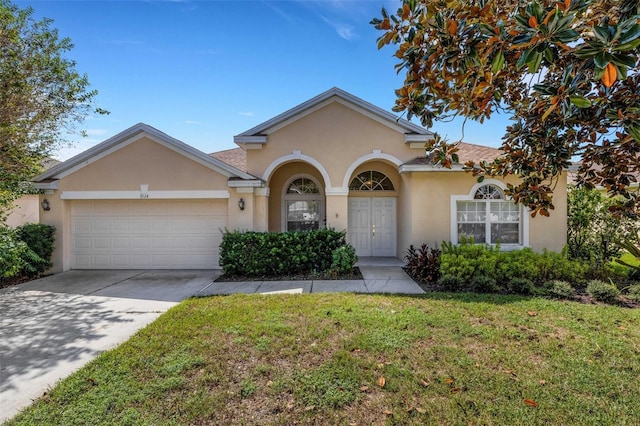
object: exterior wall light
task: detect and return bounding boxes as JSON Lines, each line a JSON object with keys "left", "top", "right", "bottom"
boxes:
{"left": 238, "top": 198, "right": 245, "bottom": 211}
{"left": 41, "top": 199, "right": 51, "bottom": 211}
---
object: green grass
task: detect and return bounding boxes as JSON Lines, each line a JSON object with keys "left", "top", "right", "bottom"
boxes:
{"left": 7, "top": 293, "right": 640, "bottom": 425}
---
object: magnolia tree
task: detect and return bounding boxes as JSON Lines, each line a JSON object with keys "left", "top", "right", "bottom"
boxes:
{"left": 0, "top": 1, "right": 105, "bottom": 216}
{"left": 372, "top": 0, "right": 640, "bottom": 216}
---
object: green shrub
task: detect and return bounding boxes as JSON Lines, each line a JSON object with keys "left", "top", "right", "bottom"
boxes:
{"left": 219, "top": 229, "right": 349, "bottom": 276}
{"left": 440, "top": 240, "right": 589, "bottom": 295}
{"left": 470, "top": 275, "right": 499, "bottom": 293}
{"left": 440, "top": 240, "right": 499, "bottom": 284}
{"left": 626, "top": 284, "right": 640, "bottom": 302}
{"left": 330, "top": 245, "right": 358, "bottom": 275}
{"left": 586, "top": 280, "right": 620, "bottom": 303}
{"left": 545, "top": 280, "right": 576, "bottom": 299}
{"left": 438, "top": 274, "right": 464, "bottom": 291}
{"left": 404, "top": 243, "right": 441, "bottom": 283}
{"left": 567, "top": 188, "right": 634, "bottom": 265}
{"left": 16, "top": 223, "right": 56, "bottom": 273}
{"left": 0, "top": 227, "right": 47, "bottom": 281}
{"left": 508, "top": 277, "right": 534, "bottom": 295}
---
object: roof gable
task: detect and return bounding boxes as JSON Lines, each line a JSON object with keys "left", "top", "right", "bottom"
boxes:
{"left": 34, "top": 123, "right": 256, "bottom": 182}
{"left": 234, "top": 87, "right": 434, "bottom": 145}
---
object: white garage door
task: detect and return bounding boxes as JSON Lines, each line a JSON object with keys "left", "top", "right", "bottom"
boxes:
{"left": 71, "top": 200, "right": 227, "bottom": 269}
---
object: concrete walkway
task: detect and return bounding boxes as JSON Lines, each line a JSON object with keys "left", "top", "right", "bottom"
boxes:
{"left": 0, "top": 261, "right": 421, "bottom": 422}
{"left": 197, "top": 263, "right": 424, "bottom": 296}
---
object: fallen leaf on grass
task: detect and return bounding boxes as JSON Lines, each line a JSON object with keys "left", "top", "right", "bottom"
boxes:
{"left": 539, "top": 380, "right": 547, "bottom": 385}
{"left": 523, "top": 398, "right": 539, "bottom": 407}
{"left": 378, "top": 377, "right": 386, "bottom": 388}
{"left": 419, "top": 379, "right": 430, "bottom": 387}
{"left": 618, "top": 326, "right": 627, "bottom": 330}
{"left": 383, "top": 410, "right": 393, "bottom": 416}
{"left": 451, "top": 387, "right": 461, "bottom": 393}
{"left": 527, "top": 311, "right": 537, "bottom": 316}
{"left": 415, "top": 407, "right": 426, "bottom": 414}
{"left": 445, "top": 378, "right": 455, "bottom": 384}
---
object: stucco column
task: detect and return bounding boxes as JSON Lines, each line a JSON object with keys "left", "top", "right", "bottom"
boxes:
{"left": 253, "top": 188, "right": 269, "bottom": 232}
{"left": 325, "top": 194, "right": 348, "bottom": 232}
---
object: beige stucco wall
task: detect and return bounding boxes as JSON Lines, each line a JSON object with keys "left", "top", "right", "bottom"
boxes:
{"left": 528, "top": 172, "right": 568, "bottom": 253}
{"left": 60, "top": 137, "right": 228, "bottom": 191}
{"left": 401, "top": 171, "right": 568, "bottom": 253}
{"left": 5, "top": 195, "right": 39, "bottom": 228}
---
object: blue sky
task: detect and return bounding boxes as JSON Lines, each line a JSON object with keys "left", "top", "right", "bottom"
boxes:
{"left": 18, "top": 0, "right": 510, "bottom": 160}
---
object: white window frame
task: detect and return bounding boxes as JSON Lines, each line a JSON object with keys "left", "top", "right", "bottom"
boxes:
{"left": 281, "top": 174, "right": 325, "bottom": 232}
{"left": 450, "top": 179, "right": 529, "bottom": 249}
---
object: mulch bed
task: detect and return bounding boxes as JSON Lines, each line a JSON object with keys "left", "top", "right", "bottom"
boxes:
{"left": 0, "top": 275, "right": 37, "bottom": 290}
{"left": 216, "top": 267, "right": 363, "bottom": 282}
{"left": 405, "top": 269, "right": 640, "bottom": 309}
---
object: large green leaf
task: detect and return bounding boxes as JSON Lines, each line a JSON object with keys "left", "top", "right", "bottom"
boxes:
{"left": 491, "top": 50, "right": 505, "bottom": 74}
{"left": 569, "top": 96, "right": 592, "bottom": 108}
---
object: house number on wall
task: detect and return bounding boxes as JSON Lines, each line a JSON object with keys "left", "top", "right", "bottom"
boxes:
{"left": 140, "top": 184, "right": 149, "bottom": 199}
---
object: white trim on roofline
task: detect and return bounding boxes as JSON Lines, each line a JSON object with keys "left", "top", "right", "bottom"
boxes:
{"left": 34, "top": 123, "right": 257, "bottom": 182}
{"left": 233, "top": 87, "right": 434, "bottom": 144}
{"left": 404, "top": 134, "right": 432, "bottom": 143}
{"left": 234, "top": 136, "right": 267, "bottom": 144}
{"left": 227, "top": 179, "right": 265, "bottom": 188}
{"left": 60, "top": 190, "right": 231, "bottom": 200}
{"left": 33, "top": 181, "right": 59, "bottom": 190}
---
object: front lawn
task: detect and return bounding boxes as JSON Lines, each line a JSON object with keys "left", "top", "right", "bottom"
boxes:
{"left": 8, "top": 293, "right": 640, "bottom": 425}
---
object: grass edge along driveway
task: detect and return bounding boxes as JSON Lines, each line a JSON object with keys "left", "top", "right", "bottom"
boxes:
{"left": 7, "top": 293, "right": 640, "bottom": 426}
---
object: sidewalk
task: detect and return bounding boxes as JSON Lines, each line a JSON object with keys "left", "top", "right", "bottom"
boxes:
{"left": 197, "top": 259, "right": 424, "bottom": 296}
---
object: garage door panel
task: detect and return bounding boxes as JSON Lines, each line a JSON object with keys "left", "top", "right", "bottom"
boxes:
{"left": 70, "top": 200, "right": 227, "bottom": 269}
{"left": 74, "top": 237, "right": 92, "bottom": 250}
{"left": 112, "top": 218, "right": 131, "bottom": 232}
{"left": 93, "top": 237, "right": 111, "bottom": 249}
{"left": 73, "top": 218, "right": 92, "bottom": 232}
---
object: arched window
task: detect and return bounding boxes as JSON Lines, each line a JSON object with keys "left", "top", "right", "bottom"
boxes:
{"left": 456, "top": 184, "right": 521, "bottom": 245}
{"left": 349, "top": 171, "right": 395, "bottom": 191}
{"left": 283, "top": 176, "right": 323, "bottom": 232}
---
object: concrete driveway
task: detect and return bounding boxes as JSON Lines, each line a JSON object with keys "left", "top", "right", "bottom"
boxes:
{"left": 0, "top": 270, "right": 219, "bottom": 423}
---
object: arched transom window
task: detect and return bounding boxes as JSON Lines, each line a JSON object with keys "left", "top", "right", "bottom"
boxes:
{"left": 283, "top": 176, "right": 323, "bottom": 232}
{"left": 456, "top": 184, "right": 521, "bottom": 245}
{"left": 349, "top": 171, "right": 395, "bottom": 191}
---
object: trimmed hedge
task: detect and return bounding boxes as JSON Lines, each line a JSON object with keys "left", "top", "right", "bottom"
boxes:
{"left": 437, "top": 241, "right": 589, "bottom": 293}
{"left": 219, "top": 229, "right": 353, "bottom": 277}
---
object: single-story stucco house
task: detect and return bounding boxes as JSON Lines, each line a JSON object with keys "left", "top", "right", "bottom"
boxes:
{"left": 32, "top": 88, "right": 567, "bottom": 272}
